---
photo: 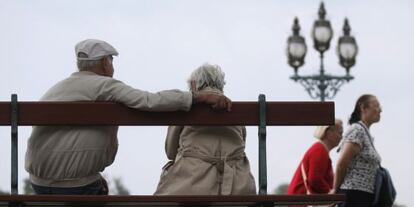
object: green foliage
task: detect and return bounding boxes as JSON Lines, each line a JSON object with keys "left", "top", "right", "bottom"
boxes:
{"left": 0, "top": 188, "right": 8, "bottom": 195}
{"left": 273, "top": 183, "right": 289, "bottom": 194}
{"left": 113, "top": 177, "right": 130, "bottom": 195}
{"left": 23, "top": 178, "right": 34, "bottom": 195}
{"left": 271, "top": 183, "right": 289, "bottom": 207}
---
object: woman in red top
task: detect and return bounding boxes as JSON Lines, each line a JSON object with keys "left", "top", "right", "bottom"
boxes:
{"left": 288, "top": 119, "right": 343, "bottom": 196}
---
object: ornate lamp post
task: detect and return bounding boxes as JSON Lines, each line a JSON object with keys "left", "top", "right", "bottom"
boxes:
{"left": 287, "top": 2, "right": 358, "bottom": 102}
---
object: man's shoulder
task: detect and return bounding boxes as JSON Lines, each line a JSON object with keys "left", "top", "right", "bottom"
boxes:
{"left": 65, "top": 71, "right": 126, "bottom": 87}
{"left": 40, "top": 72, "right": 123, "bottom": 101}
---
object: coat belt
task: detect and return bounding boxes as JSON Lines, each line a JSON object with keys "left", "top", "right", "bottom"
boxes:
{"left": 181, "top": 150, "right": 245, "bottom": 195}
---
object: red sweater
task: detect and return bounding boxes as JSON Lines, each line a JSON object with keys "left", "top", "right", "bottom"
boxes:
{"left": 287, "top": 142, "right": 333, "bottom": 194}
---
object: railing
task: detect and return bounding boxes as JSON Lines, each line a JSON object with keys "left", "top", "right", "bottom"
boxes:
{"left": 0, "top": 94, "right": 343, "bottom": 207}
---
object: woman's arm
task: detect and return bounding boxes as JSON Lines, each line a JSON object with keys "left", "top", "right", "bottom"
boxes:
{"left": 241, "top": 127, "right": 247, "bottom": 142}
{"left": 307, "top": 148, "right": 332, "bottom": 193}
{"left": 332, "top": 142, "right": 361, "bottom": 192}
{"left": 165, "top": 126, "right": 184, "bottom": 160}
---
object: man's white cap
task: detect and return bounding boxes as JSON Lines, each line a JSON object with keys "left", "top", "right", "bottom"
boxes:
{"left": 314, "top": 126, "right": 330, "bottom": 140}
{"left": 75, "top": 39, "right": 119, "bottom": 61}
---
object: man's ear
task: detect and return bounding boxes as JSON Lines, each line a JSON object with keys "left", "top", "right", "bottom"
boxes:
{"left": 99, "top": 57, "right": 112, "bottom": 76}
{"left": 102, "top": 57, "right": 110, "bottom": 69}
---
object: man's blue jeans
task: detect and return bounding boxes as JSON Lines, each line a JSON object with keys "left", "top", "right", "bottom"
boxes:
{"left": 31, "top": 178, "right": 108, "bottom": 195}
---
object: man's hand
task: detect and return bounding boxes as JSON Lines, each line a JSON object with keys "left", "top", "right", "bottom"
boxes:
{"left": 193, "top": 91, "right": 232, "bottom": 111}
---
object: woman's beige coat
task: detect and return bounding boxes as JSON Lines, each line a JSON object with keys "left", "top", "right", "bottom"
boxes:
{"left": 154, "top": 124, "right": 256, "bottom": 195}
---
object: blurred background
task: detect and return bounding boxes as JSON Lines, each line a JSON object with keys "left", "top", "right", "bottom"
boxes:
{"left": 0, "top": 1, "right": 412, "bottom": 206}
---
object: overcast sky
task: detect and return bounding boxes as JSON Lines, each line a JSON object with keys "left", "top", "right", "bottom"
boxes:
{"left": 1, "top": 0, "right": 413, "bottom": 206}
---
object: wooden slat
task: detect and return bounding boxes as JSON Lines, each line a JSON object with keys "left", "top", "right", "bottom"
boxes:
{"left": 0, "top": 194, "right": 345, "bottom": 206}
{"left": 0, "top": 101, "right": 334, "bottom": 126}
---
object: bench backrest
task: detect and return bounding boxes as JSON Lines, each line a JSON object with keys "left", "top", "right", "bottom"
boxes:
{"left": 0, "top": 94, "right": 340, "bottom": 206}
{"left": 0, "top": 101, "right": 333, "bottom": 126}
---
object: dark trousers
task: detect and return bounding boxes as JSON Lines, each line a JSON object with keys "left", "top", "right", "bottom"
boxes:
{"left": 32, "top": 178, "right": 108, "bottom": 195}
{"left": 338, "top": 189, "right": 374, "bottom": 207}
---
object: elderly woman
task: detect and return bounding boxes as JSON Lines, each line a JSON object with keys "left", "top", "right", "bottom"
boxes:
{"left": 287, "top": 119, "right": 343, "bottom": 197}
{"left": 154, "top": 63, "right": 256, "bottom": 195}
{"left": 332, "top": 94, "right": 382, "bottom": 207}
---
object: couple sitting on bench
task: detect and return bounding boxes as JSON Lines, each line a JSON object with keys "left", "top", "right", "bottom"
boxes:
{"left": 25, "top": 39, "right": 256, "bottom": 195}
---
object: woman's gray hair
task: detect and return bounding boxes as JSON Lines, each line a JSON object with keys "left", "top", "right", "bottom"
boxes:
{"left": 188, "top": 63, "right": 226, "bottom": 92}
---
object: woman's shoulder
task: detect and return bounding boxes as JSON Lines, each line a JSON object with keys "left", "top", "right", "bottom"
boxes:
{"left": 303, "top": 142, "right": 329, "bottom": 162}
{"left": 342, "top": 122, "right": 368, "bottom": 147}
{"left": 345, "top": 122, "right": 366, "bottom": 135}
{"left": 307, "top": 142, "right": 327, "bottom": 154}
{"left": 349, "top": 122, "right": 364, "bottom": 130}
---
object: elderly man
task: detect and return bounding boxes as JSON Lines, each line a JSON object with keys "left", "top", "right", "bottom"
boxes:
{"left": 25, "top": 39, "right": 232, "bottom": 195}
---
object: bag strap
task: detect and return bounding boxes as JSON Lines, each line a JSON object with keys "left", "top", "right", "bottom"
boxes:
{"left": 356, "top": 122, "right": 381, "bottom": 166}
{"left": 356, "top": 122, "right": 376, "bottom": 150}
{"left": 300, "top": 162, "right": 311, "bottom": 194}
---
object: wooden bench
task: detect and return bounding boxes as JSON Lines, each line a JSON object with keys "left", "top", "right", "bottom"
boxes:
{"left": 0, "top": 94, "right": 344, "bottom": 207}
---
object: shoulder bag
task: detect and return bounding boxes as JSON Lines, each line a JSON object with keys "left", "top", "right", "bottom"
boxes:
{"left": 358, "top": 123, "right": 396, "bottom": 207}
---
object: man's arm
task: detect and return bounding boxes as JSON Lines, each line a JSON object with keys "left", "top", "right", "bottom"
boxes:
{"left": 100, "top": 78, "right": 231, "bottom": 111}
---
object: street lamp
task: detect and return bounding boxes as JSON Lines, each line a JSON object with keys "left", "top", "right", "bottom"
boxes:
{"left": 286, "top": 2, "right": 358, "bottom": 102}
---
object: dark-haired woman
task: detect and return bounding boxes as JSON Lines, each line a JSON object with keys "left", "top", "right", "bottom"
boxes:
{"left": 331, "top": 94, "right": 382, "bottom": 207}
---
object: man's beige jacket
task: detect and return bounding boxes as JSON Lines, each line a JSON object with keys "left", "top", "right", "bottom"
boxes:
{"left": 25, "top": 71, "right": 192, "bottom": 187}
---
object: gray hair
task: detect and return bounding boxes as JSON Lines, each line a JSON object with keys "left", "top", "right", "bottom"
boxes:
{"left": 188, "top": 63, "right": 226, "bottom": 92}
{"left": 77, "top": 59, "right": 102, "bottom": 71}
{"left": 76, "top": 52, "right": 107, "bottom": 71}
